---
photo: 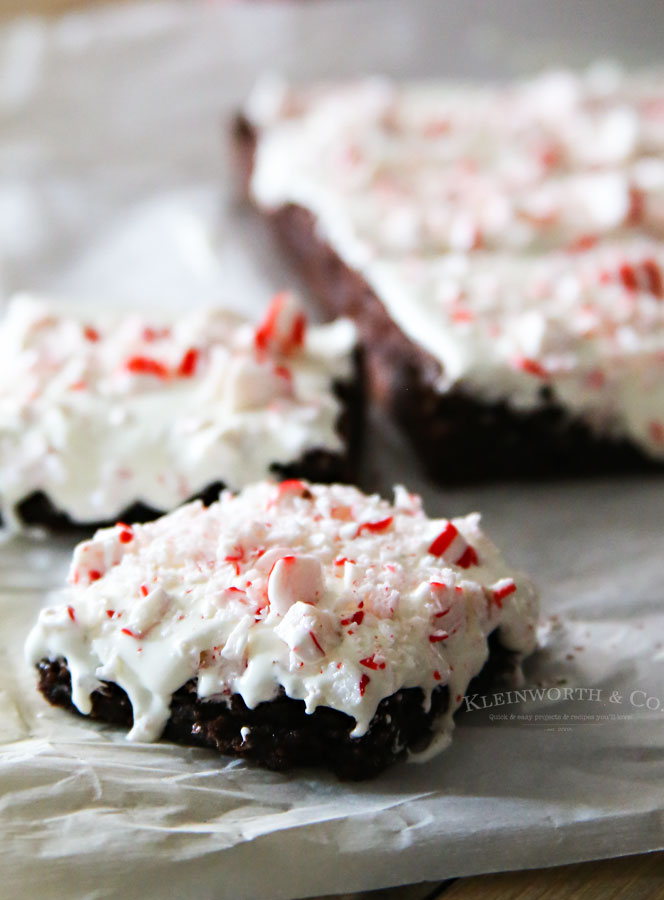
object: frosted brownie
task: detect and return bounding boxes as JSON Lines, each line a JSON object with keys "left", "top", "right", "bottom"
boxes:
{"left": 27, "top": 480, "right": 539, "bottom": 779}
{"left": 0, "top": 293, "right": 360, "bottom": 530}
{"left": 237, "top": 67, "right": 664, "bottom": 480}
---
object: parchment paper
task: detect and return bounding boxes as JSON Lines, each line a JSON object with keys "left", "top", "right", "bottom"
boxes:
{"left": 0, "top": 2, "right": 663, "bottom": 898}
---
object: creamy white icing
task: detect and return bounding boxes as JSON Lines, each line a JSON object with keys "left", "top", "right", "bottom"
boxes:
{"left": 0, "top": 293, "right": 356, "bottom": 528}
{"left": 25, "top": 480, "right": 539, "bottom": 761}
{"left": 246, "top": 66, "right": 664, "bottom": 458}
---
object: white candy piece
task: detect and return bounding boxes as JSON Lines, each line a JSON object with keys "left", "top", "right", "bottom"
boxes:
{"left": 220, "top": 615, "right": 252, "bottom": 661}
{"left": 126, "top": 585, "right": 171, "bottom": 637}
{"left": 274, "top": 601, "right": 339, "bottom": 664}
{"left": 69, "top": 529, "right": 127, "bottom": 584}
{"left": 267, "top": 554, "right": 325, "bottom": 616}
{"left": 427, "top": 581, "right": 466, "bottom": 638}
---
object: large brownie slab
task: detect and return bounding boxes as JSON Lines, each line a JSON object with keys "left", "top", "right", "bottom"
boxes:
{"left": 234, "top": 78, "right": 664, "bottom": 483}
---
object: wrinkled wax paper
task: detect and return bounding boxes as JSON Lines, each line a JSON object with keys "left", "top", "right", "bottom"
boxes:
{"left": 0, "top": 2, "right": 662, "bottom": 898}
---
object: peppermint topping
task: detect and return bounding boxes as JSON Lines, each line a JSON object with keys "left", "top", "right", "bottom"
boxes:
{"left": 26, "top": 480, "right": 539, "bottom": 756}
{"left": 360, "top": 654, "right": 386, "bottom": 670}
{"left": 428, "top": 522, "right": 479, "bottom": 568}
{"left": 254, "top": 291, "right": 307, "bottom": 355}
{"left": 177, "top": 348, "right": 199, "bottom": 377}
{"left": 356, "top": 516, "right": 394, "bottom": 536}
{"left": 125, "top": 356, "right": 170, "bottom": 378}
{"left": 491, "top": 577, "right": 517, "bottom": 609}
{"left": 267, "top": 554, "right": 325, "bottom": 615}
{"left": 0, "top": 295, "right": 356, "bottom": 528}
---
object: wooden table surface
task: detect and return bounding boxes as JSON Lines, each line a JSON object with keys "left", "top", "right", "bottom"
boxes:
{"left": 2, "top": 0, "right": 662, "bottom": 897}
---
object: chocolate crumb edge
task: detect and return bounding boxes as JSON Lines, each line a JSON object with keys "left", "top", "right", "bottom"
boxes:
{"left": 36, "top": 633, "right": 517, "bottom": 781}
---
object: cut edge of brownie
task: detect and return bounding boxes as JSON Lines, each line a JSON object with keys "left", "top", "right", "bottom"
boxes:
{"left": 36, "top": 632, "right": 517, "bottom": 780}
{"left": 12, "top": 354, "right": 365, "bottom": 532}
{"left": 234, "top": 114, "right": 664, "bottom": 483}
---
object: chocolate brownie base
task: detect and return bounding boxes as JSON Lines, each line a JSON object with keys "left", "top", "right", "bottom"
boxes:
{"left": 235, "top": 116, "right": 663, "bottom": 482}
{"left": 37, "top": 659, "right": 449, "bottom": 780}
{"left": 12, "top": 366, "right": 364, "bottom": 532}
{"left": 36, "top": 633, "right": 516, "bottom": 780}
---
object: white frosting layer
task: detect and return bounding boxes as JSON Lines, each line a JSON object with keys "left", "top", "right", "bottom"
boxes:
{"left": 246, "top": 66, "right": 664, "bottom": 457}
{"left": 26, "top": 480, "right": 538, "bottom": 759}
{"left": 0, "top": 293, "right": 356, "bottom": 528}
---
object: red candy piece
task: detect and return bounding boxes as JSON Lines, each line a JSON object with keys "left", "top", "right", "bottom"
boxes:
{"left": 334, "top": 557, "right": 356, "bottom": 567}
{"left": 341, "top": 610, "right": 364, "bottom": 627}
{"left": 429, "top": 522, "right": 479, "bottom": 568}
{"left": 177, "top": 348, "right": 198, "bottom": 377}
{"left": 359, "top": 654, "right": 386, "bottom": 670}
{"left": 456, "top": 546, "right": 479, "bottom": 569}
{"left": 224, "top": 552, "right": 244, "bottom": 576}
{"left": 275, "top": 479, "right": 309, "bottom": 500}
{"left": 492, "top": 579, "right": 517, "bottom": 608}
{"left": 619, "top": 263, "right": 638, "bottom": 292}
{"left": 126, "top": 356, "right": 169, "bottom": 379}
{"left": 356, "top": 516, "right": 393, "bottom": 536}
{"left": 254, "top": 291, "right": 307, "bottom": 356}
{"left": 428, "top": 522, "right": 458, "bottom": 556}
{"left": 512, "top": 356, "right": 548, "bottom": 379}
{"left": 606, "top": 258, "right": 663, "bottom": 298}
{"left": 429, "top": 632, "right": 449, "bottom": 643}
{"left": 121, "top": 627, "right": 140, "bottom": 639}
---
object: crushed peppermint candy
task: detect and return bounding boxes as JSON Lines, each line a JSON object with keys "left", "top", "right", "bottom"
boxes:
{"left": 428, "top": 522, "right": 479, "bottom": 568}
{"left": 26, "top": 480, "right": 539, "bottom": 760}
{"left": 254, "top": 291, "right": 307, "bottom": 355}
